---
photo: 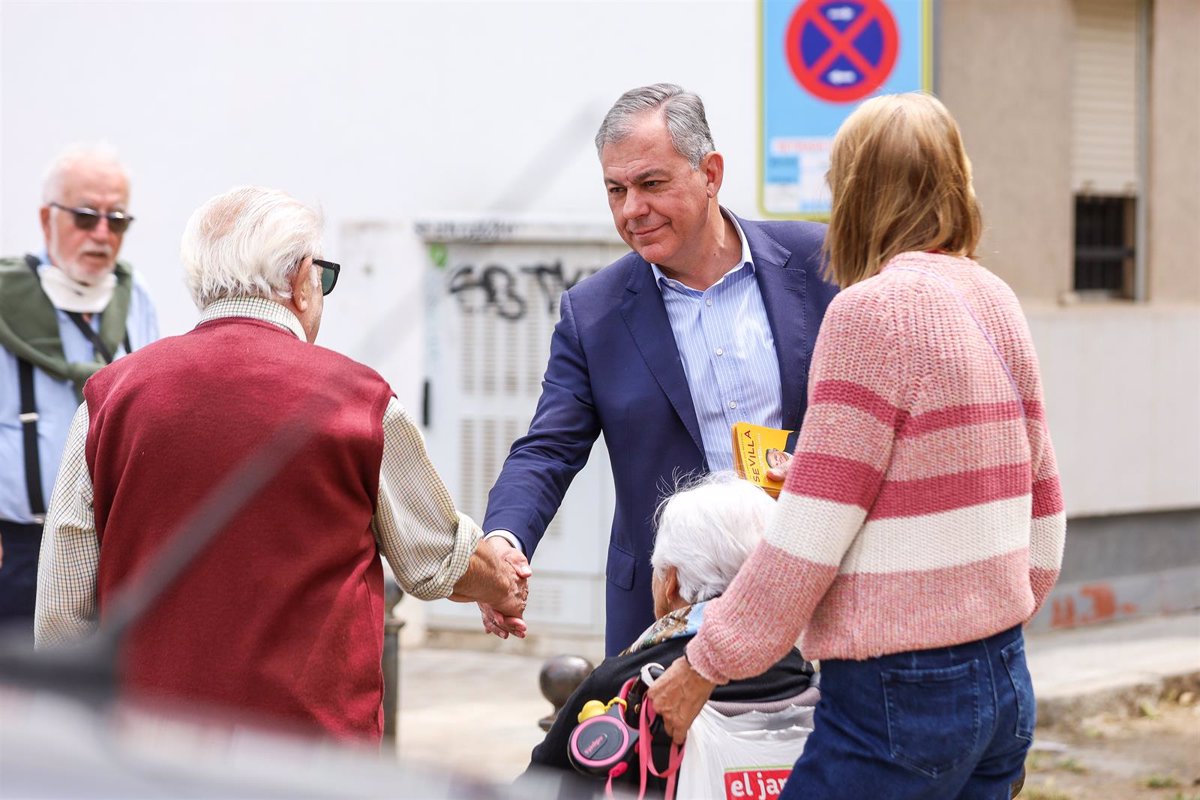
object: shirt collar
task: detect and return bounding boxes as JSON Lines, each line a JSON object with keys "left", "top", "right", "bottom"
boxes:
{"left": 650, "top": 209, "right": 755, "bottom": 292}
{"left": 198, "top": 296, "right": 308, "bottom": 341}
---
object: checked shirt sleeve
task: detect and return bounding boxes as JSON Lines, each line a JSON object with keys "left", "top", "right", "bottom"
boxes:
{"left": 35, "top": 403, "right": 100, "bottom": 647}
{"left": 372, "top": 397, "right": 481, "bottom": 600}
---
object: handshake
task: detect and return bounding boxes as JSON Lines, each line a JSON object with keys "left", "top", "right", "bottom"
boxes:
{"left": 448, "top": 536, "right": 532, "bottom": 639}
{"left": 443, "top": 453, "right": 806, "bottom": 643}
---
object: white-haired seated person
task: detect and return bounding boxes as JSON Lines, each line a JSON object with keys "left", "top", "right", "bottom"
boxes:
{"left": 522, "top": 473, "right": 816, "bottom": 794}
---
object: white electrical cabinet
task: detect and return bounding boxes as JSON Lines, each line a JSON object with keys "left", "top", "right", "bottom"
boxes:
{"left": 416, "top": 220, "right": 628, "bottom": 636}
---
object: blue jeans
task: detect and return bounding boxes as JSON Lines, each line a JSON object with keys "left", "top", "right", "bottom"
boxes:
{"left": 782, "top": 625, "right": 1034, "bottom": 800}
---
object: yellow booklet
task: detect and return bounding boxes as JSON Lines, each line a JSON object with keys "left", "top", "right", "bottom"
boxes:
{"left": 730, "top": 422, "right": 793, "bottom": 498}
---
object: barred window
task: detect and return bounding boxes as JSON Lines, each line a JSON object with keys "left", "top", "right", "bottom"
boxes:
{"left": 1074, "top": 195, "right": 1135, "bottom": 298}
{"left": 1071, "top": 0, "right": 1145, "bottom": 301}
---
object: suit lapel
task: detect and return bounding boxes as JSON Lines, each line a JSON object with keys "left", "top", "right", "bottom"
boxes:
{"left": 742, "top": 217, "right": 810, "bottom": 432}
{"left": 619, "top": 260, "right": 704, "bottom": 456}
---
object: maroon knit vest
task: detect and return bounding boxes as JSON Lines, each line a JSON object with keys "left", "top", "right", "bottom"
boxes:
{"left": 84, "top": 317, "right": 394, "bottom": 741}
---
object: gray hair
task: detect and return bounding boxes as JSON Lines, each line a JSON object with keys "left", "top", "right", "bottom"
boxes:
{"left": 594, "top": 83, "right": 716, "bottom": 169}
{"left": 41, "top": 143, "right": 129, "bottom": 204}
{"left": 650, "top": 473, "right": 775, "bottom": 604}
{"left": 180, "top": 186, "right": 323, "bottom": 310}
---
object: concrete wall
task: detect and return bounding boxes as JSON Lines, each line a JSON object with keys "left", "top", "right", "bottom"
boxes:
{"left": 1148, "top": 0, "right": 1200, "bottom": 303}
{"left": 1028, "top": 307, "right": 1200, "bottom": 516}
{"left": 939, "top": 0, "right": 1075, "bottom": 303}
{"left": 1028, "top": 509, "right": 1200, "bottom": 632}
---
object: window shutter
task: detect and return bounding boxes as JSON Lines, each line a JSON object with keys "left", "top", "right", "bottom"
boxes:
{"left": 1072, "top": 0, "right": 1140, "bottom": 195}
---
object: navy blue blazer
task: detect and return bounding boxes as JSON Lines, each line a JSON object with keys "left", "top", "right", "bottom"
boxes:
{"left": 483, "top": 214, "right": 837, "bottom": 655}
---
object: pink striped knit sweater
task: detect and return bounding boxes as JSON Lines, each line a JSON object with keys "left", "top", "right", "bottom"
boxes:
{"left": 688, "top": 252, "right": 1066, "bottom": 681}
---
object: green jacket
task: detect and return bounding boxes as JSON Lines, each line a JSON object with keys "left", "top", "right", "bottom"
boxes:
{"left": 0, "top": 254, "right": 135, "bottom": 401}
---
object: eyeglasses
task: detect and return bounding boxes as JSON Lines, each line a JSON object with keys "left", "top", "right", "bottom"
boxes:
{"left": 313, "top": 258, "right": 340, "bottom": 296}
{"left": 49, "top": 202, "right": 135, "bottom": 234}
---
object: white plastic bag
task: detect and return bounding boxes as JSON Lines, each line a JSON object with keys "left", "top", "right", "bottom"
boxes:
{"left": 674, "top": 703, "right": 813, "bottom": 800}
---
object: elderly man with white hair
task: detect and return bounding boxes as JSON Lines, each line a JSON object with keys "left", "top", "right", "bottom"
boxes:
{"left": 524, "top": 473, "right": 815, "bottom": 791}
{"left": 34, "top": 185, "right": 529, "bottom": 742}
{"left": 0, "top": 144, "right": 158, "bottom": 640}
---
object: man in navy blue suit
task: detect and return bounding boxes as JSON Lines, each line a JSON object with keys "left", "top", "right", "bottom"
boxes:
{"left": 480, "top": 83, "right": 838, "bottom": 656}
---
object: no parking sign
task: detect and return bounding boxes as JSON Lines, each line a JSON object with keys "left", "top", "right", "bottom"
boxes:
{"left": 760, "top": 0, "right": 932, "bottom": 218}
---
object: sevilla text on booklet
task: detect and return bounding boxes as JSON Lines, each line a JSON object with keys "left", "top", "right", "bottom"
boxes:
{"left": 730, "top": 422, "right": 793, "bottom": 498}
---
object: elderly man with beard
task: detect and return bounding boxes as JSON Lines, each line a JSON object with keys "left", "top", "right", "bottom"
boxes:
{"left": 0, "top": 144, "right": 158, "bottom": 640}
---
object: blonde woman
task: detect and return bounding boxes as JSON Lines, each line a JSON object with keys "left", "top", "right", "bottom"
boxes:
{"left": 647, "top": 93, "right": 1065, "bottom": 799}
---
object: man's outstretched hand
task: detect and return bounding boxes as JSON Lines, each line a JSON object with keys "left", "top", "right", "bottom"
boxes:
{"left": 478, "top": 537, "right": 531, "bottom": 639}
{"left": 450, "top": 536, "right": 531, "bottom": 638}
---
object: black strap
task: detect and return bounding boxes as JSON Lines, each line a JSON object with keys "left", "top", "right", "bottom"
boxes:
{"left": 64, "top": 312, "right": 116, "bottom": 364}
{"left": 17, "top": 359, "right": 46, "bottom": 518}
{"left": 12, "top": 253, "right": 132, "bottom": 521}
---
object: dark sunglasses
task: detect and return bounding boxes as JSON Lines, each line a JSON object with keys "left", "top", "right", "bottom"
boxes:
{"left": 49, "top": 202, "right": 135, "bottom": 234}
{"left": 313, "top": 258, "right": 340, "bottom": 296}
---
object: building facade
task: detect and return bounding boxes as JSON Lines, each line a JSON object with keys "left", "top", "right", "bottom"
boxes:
{"left": 942, "top": 0, "right": 1199, "bottom": 631}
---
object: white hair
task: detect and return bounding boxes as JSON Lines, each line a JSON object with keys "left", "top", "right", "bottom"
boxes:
{"left": 180, "top": 186, "right": 323, "bottom": 309}
{"left": 41, "top": 142, "right": 129, "bottom": 204}
{"left": 650, "top": 473, "right": 775, "bottom": 604}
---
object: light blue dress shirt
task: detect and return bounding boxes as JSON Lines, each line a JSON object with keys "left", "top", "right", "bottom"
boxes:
{"left": 0, "top": 256, "right": 159, "bottom": 523}
{"left": 651, "top": 214, "right": 783, "bottom": 472}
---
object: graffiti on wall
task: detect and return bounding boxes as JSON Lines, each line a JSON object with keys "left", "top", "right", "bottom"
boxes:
{"left": 1050, "top": 582, "right": 1139, "bottom": 629}
{"left": 446, "top": 260, "right": 602, "bottom": 321}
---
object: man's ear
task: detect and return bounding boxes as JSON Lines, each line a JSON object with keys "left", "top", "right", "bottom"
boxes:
{"left": 39, "top": 206, "right": 52, "bottom": 242}
{"left": 701, "top": 151, "right": 725, "bottom": 199}
{"left": 289, "top": 259, "right": 311, "bottom": 313}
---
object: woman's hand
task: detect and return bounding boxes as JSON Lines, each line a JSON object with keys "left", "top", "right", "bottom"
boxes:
{"left": 646, "top": 655, "right": 716, "bottom": 746}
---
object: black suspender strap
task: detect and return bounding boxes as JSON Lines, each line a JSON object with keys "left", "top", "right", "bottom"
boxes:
{"left": 17, "top": 359, "right": 46, "bottom": 519}
{"left": 16, "top": 255, "right": 47, "bottom": 518}
{"left": 64, "top": 311, "right": 116, "bottom": 364}
{"left": 11, "top": 254, "right": 132, "bottom": 520}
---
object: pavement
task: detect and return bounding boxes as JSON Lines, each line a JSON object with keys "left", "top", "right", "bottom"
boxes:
{"left": 394, "top": 610, "right": 1200, "bottom": 785}
{"left": 1024, "top": 610, "right": 1200, "bottom": 726}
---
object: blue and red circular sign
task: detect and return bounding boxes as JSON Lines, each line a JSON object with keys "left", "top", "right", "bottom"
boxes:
{"left": 785, "top": 0, "right": 899, "bottom": 103}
